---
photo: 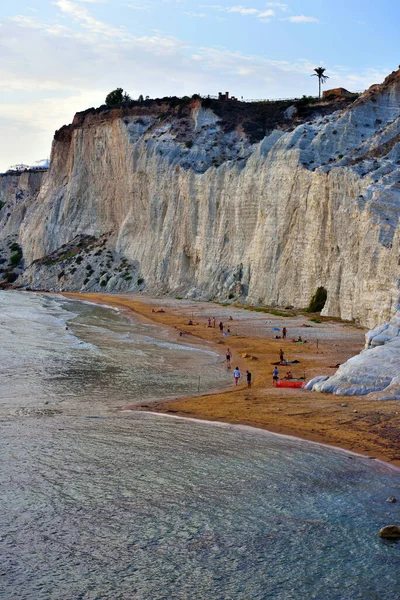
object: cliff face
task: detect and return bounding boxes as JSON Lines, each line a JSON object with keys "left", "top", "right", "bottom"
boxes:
{"left": 0, "top": 171, "right": 45, "bottom": 284}
{"left": 0, "top": 170, "right": 44, "bottom": 238}
{"left": 2, "top": 74, "right": 400, "bottom": 328}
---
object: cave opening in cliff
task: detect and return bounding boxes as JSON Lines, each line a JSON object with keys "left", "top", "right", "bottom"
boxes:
{"left": 307, "top": 286, "right": 328, "bottom": 313}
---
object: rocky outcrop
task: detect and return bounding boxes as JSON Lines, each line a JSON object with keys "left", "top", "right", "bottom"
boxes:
{"left": 1, "top": 72, "right": 400, "bottom": 327}
{"left": 306, "top": 310, "right": 400, "bottom": 398}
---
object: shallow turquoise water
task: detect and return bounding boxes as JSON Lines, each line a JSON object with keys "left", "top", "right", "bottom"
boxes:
{"left": 0, "top": 291, "right": 399, "bottom": 600}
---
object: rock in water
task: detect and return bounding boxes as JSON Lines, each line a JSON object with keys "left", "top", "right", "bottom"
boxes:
{"left": 378, "top": 525, "right": 400, "bottom": 539}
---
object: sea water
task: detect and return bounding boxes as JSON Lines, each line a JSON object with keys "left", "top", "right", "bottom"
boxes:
{"left": 0, "top": 291, "right": 399, "bottom": 600}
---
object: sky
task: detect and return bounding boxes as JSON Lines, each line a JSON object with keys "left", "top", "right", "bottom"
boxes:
{"left": 0, "top": 0, "right": 399, "bottom": 172}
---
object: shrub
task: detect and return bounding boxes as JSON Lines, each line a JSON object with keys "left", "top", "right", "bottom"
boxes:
{"left": 295, "top": 95, "right": 318, "bottom": 107}
{"left": 228, "top": 293, "right": 235, "bottom": 299}
{"left": 307, "top": 287, "right": 327, "bottom": 313}
{"left": 137, "top": 277, "right": 144, "bottom": 285}
{"left": 84, "top": 278, "right": 89, "bottom": 285}
{"left": 9, "top": 252, "right": 22, "bottom": 267}
{"left": 100, "top": 280, "right": 107, "bottom": 287}
{"left": 9, "top": 242, "right": 21, "bottom": 253}
{"left": 337, "top": 154, "right": 343, "bottom": 159}
{"left": 268, "top": 309, "right": 294, "bottom": 317}
{"left": 332, "top": 130, "right": 337, "bottom": 135}
{"left": 105, "top": 88, "right": 131, "bottom": 107}
{"left": 309, "top": 317, "right": 321, "bottom": 323}
{"left": 185, "top": 140, "right": 193, "bottom": 149}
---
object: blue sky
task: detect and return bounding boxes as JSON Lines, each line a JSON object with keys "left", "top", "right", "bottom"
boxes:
{"left": 0, "top": 0, "right": 399, "bottom": 171}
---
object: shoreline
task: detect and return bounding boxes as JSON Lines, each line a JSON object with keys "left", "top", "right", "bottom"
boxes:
{"left": 63, "top": 292, "right": 400, "bottom": 468}
{"left": 124, "top": 410, "right": 400, "bottom": 473}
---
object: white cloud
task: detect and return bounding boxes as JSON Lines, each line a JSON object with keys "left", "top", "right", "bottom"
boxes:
{"left": 201, "top": 4, "right": 275, "bottom": 21}
{"left": 184, "top": 11, "right": 207, "bottom": 18}
{"left": 285, "top": 15, "right": 319, "bottom": 23}
{"left": 227, "top": 6, "right": 259, "bottom": 15}
{"left": 54, "top": 0, "right": 128, "bottom": 37}
{"left": 258, "top": 10, "right": 275, "bottom": 18}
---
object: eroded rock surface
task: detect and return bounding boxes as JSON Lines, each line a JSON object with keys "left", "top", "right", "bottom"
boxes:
{"left": 307, "top": 310, "right": 400, "bottom": 398}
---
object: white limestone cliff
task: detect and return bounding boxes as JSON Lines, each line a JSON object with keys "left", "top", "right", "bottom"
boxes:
{"left": 0, "top": 170, "right": 44, "bottom": 237}
{"left": 306, "top": 310, "right": 400, "bottom": 399}
{"left": 0, "top": 71, "right": 399, "bottom": 330}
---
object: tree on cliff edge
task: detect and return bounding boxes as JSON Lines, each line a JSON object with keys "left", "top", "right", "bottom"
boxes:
{"left": 312, "top": 67, "right": 329, "bottom": 99}
{"left": 105, "top": 88, "right": 132, "bottom": 107}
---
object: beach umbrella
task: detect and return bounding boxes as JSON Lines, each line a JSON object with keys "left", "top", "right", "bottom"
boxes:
{"left": 271, "top": 327, "right": 280, "bottom": 331}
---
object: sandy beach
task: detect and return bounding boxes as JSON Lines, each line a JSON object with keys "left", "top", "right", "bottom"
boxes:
{"left": 64, "top": 293, "right": 400, "bottom": 467}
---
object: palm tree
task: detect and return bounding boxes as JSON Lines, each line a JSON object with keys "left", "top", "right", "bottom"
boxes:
{"left": 312, "top": 67, "right": 329, "bottom": 99}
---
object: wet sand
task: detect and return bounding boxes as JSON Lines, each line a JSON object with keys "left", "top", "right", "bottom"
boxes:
{"left": 64, "top": 293, "right": 400, "bottom": 467}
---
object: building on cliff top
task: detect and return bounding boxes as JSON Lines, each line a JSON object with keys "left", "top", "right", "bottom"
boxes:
{"left": 218, "top": 91, "right": 238, "bottom": 101}
{"left": 322, "top": 87, "right": 353, "bottom": 99}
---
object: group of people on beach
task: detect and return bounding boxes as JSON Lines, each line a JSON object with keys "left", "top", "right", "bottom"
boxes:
{"left": 207, "top": 318, "right": 233, "bottom": 336}
{"left": 233, "top": 367, "right": 252, "bottom": 388}
{"left": 272, "top": 366, "right": 293, "bottom": 383}
{"left": 222, "top": 321, "right": 303, "bottom": 389}
{"left": 274, "top": 348, "right": 298, "bottom": 382}
{"left": 181, "top": 314, "right": 305, "bottom": 389}
{"left": 225, "top": 347, "right": 251, "bottom": 387}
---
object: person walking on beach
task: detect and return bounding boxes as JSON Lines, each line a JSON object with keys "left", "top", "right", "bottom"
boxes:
{"left": 219, "top": 321, "right": 224, "bottom": 333}
{"left": 282, "top": 327, "right": 287, "bottom": 339}
{"left": 273, "top": 366, "right": 279, "bottom": 385}
{"left": 207, "top": 317, "right": 211, "bottom": 327}
{"left": 234, "top": 367, "right": 241, "bottom": 386}
{"left": 226, "top": 348, "right": 232, "bottom": 368}
{"left": 246, "top": 370, "right": 252, "bottom": 388}
{"left": 279, "top": 348, "right": 285, "bottom": 363}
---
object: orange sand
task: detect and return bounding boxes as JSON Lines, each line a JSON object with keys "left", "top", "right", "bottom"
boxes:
{"left": 64, "top": 293, "right": 400, "bottom": 467}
